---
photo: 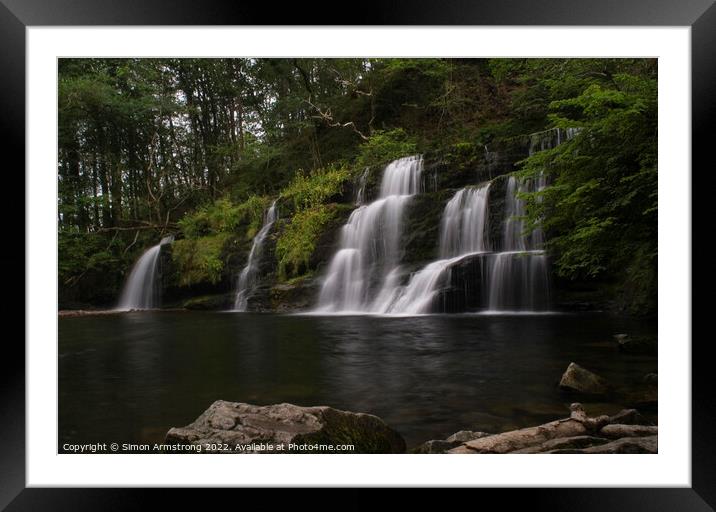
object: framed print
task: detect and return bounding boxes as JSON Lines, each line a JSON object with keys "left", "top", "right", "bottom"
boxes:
{"left": 2, "top": 0, "right": 709, "bottom": 507}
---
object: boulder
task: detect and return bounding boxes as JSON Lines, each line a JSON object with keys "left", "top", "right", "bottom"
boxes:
{"left": 559, "top": 363, "right": 610, "bottom": 396}
{"left": 165, "top": 400, "right": 406, "bottom": 453}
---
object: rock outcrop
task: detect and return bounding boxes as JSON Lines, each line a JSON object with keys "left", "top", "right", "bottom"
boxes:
{"left": 165, "top": 400, "right": 406, "bottom": 453}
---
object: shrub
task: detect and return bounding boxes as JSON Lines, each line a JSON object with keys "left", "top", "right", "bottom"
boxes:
{"left": 280, "top": 164, "right": 352, "bottom": 211}
{"left": 354, "top": 128, "right": 418, "bottom": 169}
{"left": 171, "top": 233, "right": 231, "bottom": 286}
{"left": 178, "top": 195, "right": 270, "bottom": 240}
{"left": 275, "top": 204, "right": 338, "bottom": 281}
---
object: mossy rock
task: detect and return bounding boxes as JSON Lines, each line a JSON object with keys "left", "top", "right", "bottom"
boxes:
{"left": 165, "top": 400, "right": 406, "bottom": 454}
{"left": 183, "top": 293, "right": 234, "bottom": 310}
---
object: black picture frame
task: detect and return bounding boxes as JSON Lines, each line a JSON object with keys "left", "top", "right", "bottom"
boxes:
{"left": 2, "top": 0, "right": 707, "bottom": 508}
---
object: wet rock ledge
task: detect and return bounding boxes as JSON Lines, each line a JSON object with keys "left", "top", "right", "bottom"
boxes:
{"left": 166, "top": 400, "right": 656, "bottom": 454}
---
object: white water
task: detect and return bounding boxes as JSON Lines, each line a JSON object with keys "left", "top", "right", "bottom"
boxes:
{"left": 234, "top": 200, "right": 278, "bottom": 311}
{"left": 483, "top": 127, "right": 581, "bottom": 311}
{"left": 355, "top": 167, "right": 369, "bottom": 205}
{"left": 311, "top": 127, "right": 578, "bottom": 315}
{"left": 487, "top": 174, "right": 549, "bottom": 311}
{"left": 116, "top": 235, "right": 174, "bottom": 311}
{"left": 381, "top": 183, "right": 491, "bottom": 315}
{"left": 439, "top": 186, "right": 491, "bottom": 258}
{"left": 315, "top": 156, "right": 423, "bottom": 313}
{"left": 528, "top": 127, "right": 580, "bottom": 155}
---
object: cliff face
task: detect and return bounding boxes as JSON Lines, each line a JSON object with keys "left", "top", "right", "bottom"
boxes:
{"left": 155, "top": 135, "right": 613, "bottom": 314}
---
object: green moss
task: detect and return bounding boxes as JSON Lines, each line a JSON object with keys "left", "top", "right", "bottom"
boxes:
{"left": 275, "top": 204, "right": 339, "bottom": 281}
{"left": 280, "top": 164, "right": 352, "bottom": 211}
{"left": 293, "top": 408, "right": 406, "bottom": 454}
{"left": 183, "top": 293, "right": 233, "bottom": 310}
{"left": 178, "top": 195, "right": 270, "bottom": 240}
{"left": 171, "top": 233, "right": 231, "bottom": 286}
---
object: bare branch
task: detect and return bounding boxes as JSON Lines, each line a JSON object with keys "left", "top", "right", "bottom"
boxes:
{"left": 305, "top": 97, "right": 370, "bottom": 141}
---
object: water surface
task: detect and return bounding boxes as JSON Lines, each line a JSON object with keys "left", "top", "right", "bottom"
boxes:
{"left": 59, "top": 311, "right": 656, "bottom": 450}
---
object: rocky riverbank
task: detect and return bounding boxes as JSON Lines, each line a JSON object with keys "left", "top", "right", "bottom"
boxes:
{"left": 165, "top": 400, "right": 656, "bottom": 455}
{"left": 417, "top": 403, "right": 656, "bottom": 454}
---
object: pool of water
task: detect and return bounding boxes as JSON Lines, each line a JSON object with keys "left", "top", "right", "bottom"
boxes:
{"left": 58, "top": 311, "right": 657, "bottom": 450}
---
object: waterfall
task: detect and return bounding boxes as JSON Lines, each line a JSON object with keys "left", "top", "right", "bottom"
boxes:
{"left": 383, "top": 183, "right": 491, "bottom": 315}
{"left": 315, "top": 155, "right": 423, "bottom": 313}
{"left": 312, "top": 127, "right": 579, "bottom": 315}
{"left": 116, "top": 235, "right": 173, "bottom": 311}
{"left": 439, "top": 186, "right": 491, "bottom": 258}
{"left": 528, "top": 127, "right": 580, "bottom": 155}
{"left": 487, "top": 175, "right": 550, "bottom": 311}
{"left": 484, "top": 126, "right": 580, "bottom": 311}
{"left": 355, "top": 167, "right": 369, "bottom": 205}
{"left": 234, "top": 200, "right": 278, "bottom": 311}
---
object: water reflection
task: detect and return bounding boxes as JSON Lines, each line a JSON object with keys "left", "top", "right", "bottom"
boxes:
{"left": 59, "top": 311, "right": 656, "bottom": 449}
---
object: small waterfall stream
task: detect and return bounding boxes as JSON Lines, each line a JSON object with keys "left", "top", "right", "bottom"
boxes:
{"left": 486, "top": 175, "right": 550, "bottom": 312}
{"left": 116, "top": 235, "right": 174, "bottom": 311}
{"left": 316, "top": 155, "right": 423, "bottom": 313}
{"left": 234, "top": 200, "right": 278, "bottom": 311}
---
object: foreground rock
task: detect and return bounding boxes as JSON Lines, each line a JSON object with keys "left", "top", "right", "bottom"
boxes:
{"left": 445, "top": 403, "right": 657, "bottom": 454}
{"left": 559, "top": 362, "right": 610, "bottom": 396}
{"left": 165, "top": 400, "right": 406, "bottom": 453}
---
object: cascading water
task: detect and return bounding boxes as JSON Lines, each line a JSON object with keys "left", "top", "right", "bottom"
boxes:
{"left": 383, "top": 184, "right": 491, "bottom": 315}
{"left": 528, "top": 127, "right": 580, "bottom": 154}
{"left": 486, "top": 175, "right": 550, "bottom": 311}
{"left": 234, "top": 200, "right": 278, "bottom": 311}
{"left": 355, "top": 167, "right": 369, "bottom": 205}
{"left": 439, "top": 186, "right": 491, "bottom": 258}
{"left": 116, "top": 235, "right": 174, "bottom": 311}
{"left": 485, "top": 127, "right": 580, "bottom": 312}
{"left": 315, "top": 155, "right": 423, "bottom": 313}
{"left": 312, "top": 127, "right": 578, "bottom": 315}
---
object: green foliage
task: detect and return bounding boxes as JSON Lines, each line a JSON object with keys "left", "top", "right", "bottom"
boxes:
{"left": 354, "top": 129, "right": 418, "bottom": 169}
{"left": 280, "top": 165, "right": 352, "bottom": 211}
{"left": 171, "top": 233, "right": 231, "bottom": 286}
{"left": 178, "top": 195, "right": 270, "bottom": 240}
{"left": 59, "top": 231, "right": 123, "bottom": 286}
{"left": 516, "top": 64, "right": 657, "bottom": 312}
{"left": 275, "top": 205, "right": 337, "bottom": 281}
